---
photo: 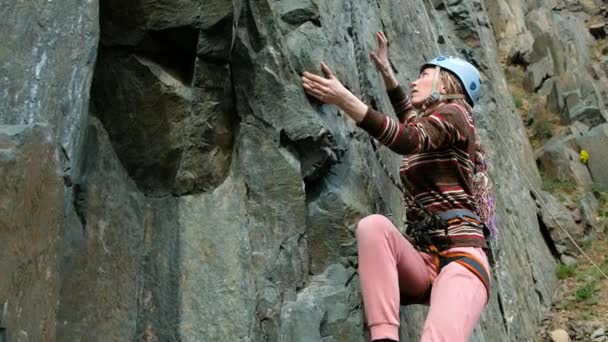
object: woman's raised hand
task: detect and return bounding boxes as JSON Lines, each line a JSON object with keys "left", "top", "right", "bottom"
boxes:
{"left": 301, "top": 62, "right": 350, "bottom": 106}
{"left": 301, "top": 62, "right": 368, "bottom": 122}
{"left": 370, "top": 32, "right": 390, "bottom": 74}
{"left": 370, "top": 32, "right": 398, "bottom": 89}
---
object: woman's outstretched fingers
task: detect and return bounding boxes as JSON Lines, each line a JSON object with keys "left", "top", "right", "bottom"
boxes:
{"left": 370, "top": 52, "right": 380, "bottom": 67}
{"left": 302, "top": 74, "right": 326, "bottom": 91}
{"left": 302, "top": 71, "right": 329, "bottom": 85}
{"left": 320, "top": 62, "right": 334, "bottom": 79}
{"left": 302, "top": 82, "right": 325, "bottom": 100}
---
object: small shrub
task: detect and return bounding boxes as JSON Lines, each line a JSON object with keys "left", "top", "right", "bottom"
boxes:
{"left": 556, "top": 264, "right": 576, "bottom": 279}
{"left": 575, "top": 281, "right": 597, "bottom": 302}
{"left": 513, "top": 95, "right": 524, "bottom": 109}
{"left": 535, "top": 121, "right": 553, "bottom": 140}
{"left": 558, "top": 299, "right": 575, "bottom": 311}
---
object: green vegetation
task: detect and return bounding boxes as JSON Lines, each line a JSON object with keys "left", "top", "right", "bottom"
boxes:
{"left": 506, "top": 66, "right": 563, "bottom": 149}
{"left": 513, "top": 95, "right": 523, "bottom": 109}
{"left": 541, "top": 173, "right": 578, "bottom": 195}
{"left": 575, "top": 281, "right": 597, "bottom": 302}
{"left": 556, "top": 263, "right": 576, "bottom": 279}
{"left": 534, "top": 121, "right": 553, "bottom": 140}
{"left": 506, "top": 60, "right": 608, "bottom": 314}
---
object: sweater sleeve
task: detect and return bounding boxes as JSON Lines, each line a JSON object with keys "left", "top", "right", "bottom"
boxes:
{"left": 357, "top": 104, "right": 470, "bottom": 155}
{"left": 386, "top": 85, "right": 416, "bottom": 123}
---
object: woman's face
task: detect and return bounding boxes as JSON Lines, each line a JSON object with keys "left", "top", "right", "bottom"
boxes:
{"left": 410, "top": 67, "right": 445, "bottom": 108}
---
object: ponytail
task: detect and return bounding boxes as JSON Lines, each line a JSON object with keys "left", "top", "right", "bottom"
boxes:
{"left": 472, "top": 140, "right": 496, "bottom": 238}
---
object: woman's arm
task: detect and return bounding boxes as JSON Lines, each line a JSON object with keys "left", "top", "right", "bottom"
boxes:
{"left": 357, "top": 104, "right": 470, "bottom": 155}
{"left": 370, "top": 32, "right": 415, "bottom": 122}
{"left": 301, "top": 63, "right": 468, "bottom": 155}
{"left": 370, "top": 32, "right": 399, "bottom": 90}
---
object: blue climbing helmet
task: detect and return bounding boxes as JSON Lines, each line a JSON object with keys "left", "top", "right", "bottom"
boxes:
{"left": 420, "top": 56, "right": 481, "bottom": 106}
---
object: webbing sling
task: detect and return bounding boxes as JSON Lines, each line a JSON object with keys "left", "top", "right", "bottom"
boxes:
{"left": 400, "top": 250, "right": 491, "bottom": 306}
{"left": 437, "top": 252, "right": 491, "bottom": 303}
{"left": 437, "top": 209, "right": 483, "bottom": 226}
{"left": 437, "top": 209, "right": 491, "bottom": 302}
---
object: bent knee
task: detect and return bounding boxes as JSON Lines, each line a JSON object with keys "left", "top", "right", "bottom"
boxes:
{"left": 356, "top": 214, "right": 393, "bottom": 240}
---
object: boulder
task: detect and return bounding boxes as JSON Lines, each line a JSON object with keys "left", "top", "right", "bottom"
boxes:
{"left": 524, "top": 55, "right": 554, "bottom": 92}
{"left": 90, "top": 50, "right": 236, "bottom": 195}
{"left": 538, "top": 191, "right": 585, "bottom": 255}
{"left": 579, "top": 192, "right": 600, "bottom": 232}
{"left": 274, "top": 0, "right": 320, "bottom": 27}
{"left": 550, "top": 328, "right": 571, "bottom": 342}
{"left": 536, "top": 134, "right": 593, "bottom": 187}
{"left": 576, "top": 123, "right": 608, "bottom": 190}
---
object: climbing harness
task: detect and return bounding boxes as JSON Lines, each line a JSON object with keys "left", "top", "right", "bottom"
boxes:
{"left": 399, "top": 209, "right": 492, "bottom": 305}
{"left": 401, "top": 248, "right": 491, "bottom": 306}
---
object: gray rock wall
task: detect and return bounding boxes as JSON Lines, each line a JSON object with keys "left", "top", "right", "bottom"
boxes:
{"left": 9, "top": 0, "right": 608, "bottom": 341}
{"left": 0, "top": 0, "right": 99, "bottom": 178}
{"left": 0, "top": 124, "right": 63, "bottom": 342}
{"left": 489, "top": 0, "right": 608, "bottom": 127}
{"left": 1, "top": 0, "right": 98, "bottom": 341}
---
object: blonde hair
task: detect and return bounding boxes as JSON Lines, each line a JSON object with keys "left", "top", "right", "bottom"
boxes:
{"left": 439, "top": 69, "right": 472, "bottom": 111}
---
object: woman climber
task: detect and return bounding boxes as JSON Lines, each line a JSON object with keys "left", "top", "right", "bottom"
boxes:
{"left": 301, "top": 31, "right": 495, "bottom": 342}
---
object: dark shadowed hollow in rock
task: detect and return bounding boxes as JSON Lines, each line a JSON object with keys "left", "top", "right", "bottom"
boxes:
{"left": 91, "top": 4, "right": 238, "bottom": 196}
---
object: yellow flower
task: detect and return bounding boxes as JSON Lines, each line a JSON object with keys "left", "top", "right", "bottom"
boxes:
{"left": 579, "top": 150, "right": 589, "bottom": 164}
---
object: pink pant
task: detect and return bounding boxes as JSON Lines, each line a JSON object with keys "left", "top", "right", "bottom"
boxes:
{"left": 356, "top": 214, "right": 490, "bottom": 342}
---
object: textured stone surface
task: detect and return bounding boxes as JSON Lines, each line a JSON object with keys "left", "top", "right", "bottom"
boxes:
{"left": 90, "top": 49, "right": 237, "bottom": 195}
{"left": 579, "top": 191, "right": 600, "bottom": 232}
{"left": 577, "top": 123, "right": 608, "bottom": 190}
{"left": 176, "top": 178, "right": 256, "bottom": 341}
{"left": 279, "top": 264, "right": 366, "bottom": 342}
{"left": 0, "top": 124, "right": 63, "bottom": 342}
{"left": 538, "top": 191, "right": 585, "bottom": 257}
{"left": 9, "top": 0, "right": 608, "bottom": 340}
{"left": 492, "top": 1, "right": 608, "bottom": 128}
{"left": 56, "top": 117, "right": 147, "bottom": 342}
{"left": 536, "top": 134, "right": 593, "bottom": 187}
{"left": 0, "top": 0, "right": 98, "bottom": 181}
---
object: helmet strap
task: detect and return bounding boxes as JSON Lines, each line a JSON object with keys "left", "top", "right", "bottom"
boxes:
{"left": 424, "top": 65, "right": 465, "bottom": 110}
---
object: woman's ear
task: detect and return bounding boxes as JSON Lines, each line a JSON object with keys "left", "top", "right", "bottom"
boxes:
{"left": 439, "top": 82, "right": 447, "bottom": 94}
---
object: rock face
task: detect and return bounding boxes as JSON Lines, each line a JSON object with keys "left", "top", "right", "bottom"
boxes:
{"left": 0, "top": 125, "right": 63, "bottom": 342}
{"left": 1, "top": 0, "right": 98, "bottom": 341}
{"left": 489, "top": 0, "right": 608, "bottom": 128}
{"left": 577, "top": 123, "right": 608, "bottom": 190}
{"left": 0, "top": 0, "right": 99, "bottom": 181}
{"left": 536, "top": 124, "right": 593, "bottom": 187}
{"left": 10, "top": 0, "right": 608, "bottom": 341}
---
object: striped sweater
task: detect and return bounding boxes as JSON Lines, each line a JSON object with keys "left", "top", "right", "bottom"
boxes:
{"left": 358, "top": 86, "right": 487, "bottom": 249}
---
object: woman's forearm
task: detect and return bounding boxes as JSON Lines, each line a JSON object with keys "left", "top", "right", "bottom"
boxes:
{"left": 338, "top": 92, "right": 369, "bottom": 123}
{"left": 383, "top": 73, "right": 399, "bottom": 91}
